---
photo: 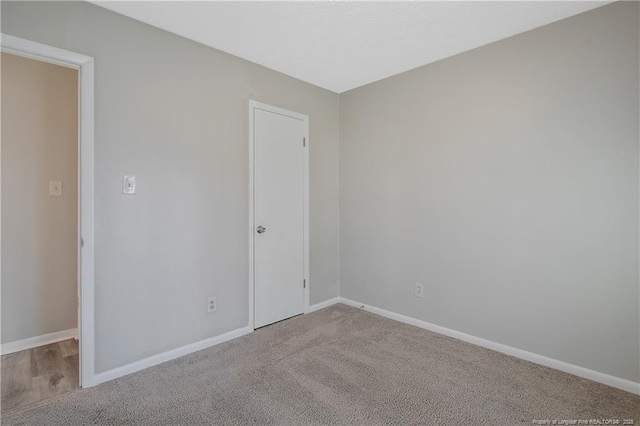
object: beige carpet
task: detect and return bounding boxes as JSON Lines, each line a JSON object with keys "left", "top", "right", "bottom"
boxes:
{"left": 2, "top": 304, "right": 639, "bottom": 425}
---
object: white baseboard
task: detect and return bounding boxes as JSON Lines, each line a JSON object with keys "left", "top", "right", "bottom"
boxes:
{"left": 1, "top": 328, "right": 78, "bottom": 355}
{"left": 308, "top": 297, "right": 340, "bottom": 313}
{"left": 339, "top": 297, "right": 640, "bottom": 395}
{"left": 93, "top": 326, "right": 252, "bottom": 386}
{"left": 92, "top": 298, "right": 342, "bottom": 387}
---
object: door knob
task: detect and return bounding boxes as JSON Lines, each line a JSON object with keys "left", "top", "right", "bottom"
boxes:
{"left": 256, "top": 226, "right": 266, "bottom": 234}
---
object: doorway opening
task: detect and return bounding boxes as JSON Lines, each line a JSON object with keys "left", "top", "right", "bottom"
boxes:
{"left": 0, "top": 35, "right": 95, "bottom": 404}
{"left": 0, "top": 51, "right": 80, "bottom": 410}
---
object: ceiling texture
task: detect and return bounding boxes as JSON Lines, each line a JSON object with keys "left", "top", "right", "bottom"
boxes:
{"left": 94, "top": 1, "right": 610, "bottom": 93}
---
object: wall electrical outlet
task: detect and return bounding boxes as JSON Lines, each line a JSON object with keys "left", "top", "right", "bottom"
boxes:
{"left": 414, "top": 282, "right": 424, "bottom": 299}
{"left": 207, "top": 296, "right": 217, "bottom": 313}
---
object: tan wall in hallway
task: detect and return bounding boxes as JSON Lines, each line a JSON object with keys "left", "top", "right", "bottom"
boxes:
{"left": 1, "top": 52, "right": 78, "bottom": 343}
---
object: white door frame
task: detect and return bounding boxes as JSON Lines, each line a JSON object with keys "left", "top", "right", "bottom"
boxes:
{"left": 1, "top": 34, "right": 96, "bottom": 388}
{"left": 248, "top": 100, "right": 309, "bottom": 330}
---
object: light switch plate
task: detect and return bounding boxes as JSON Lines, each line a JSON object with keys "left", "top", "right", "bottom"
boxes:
{"left": 49, "top": 181, "right": 62, "bottom": 196}
{"left": 122, "top": 175, "right": 136, "bottom": 195}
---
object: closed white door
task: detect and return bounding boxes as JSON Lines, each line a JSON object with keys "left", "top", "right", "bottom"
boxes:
{"left": 253, "top": 106, "right": 306, "bottom": 328}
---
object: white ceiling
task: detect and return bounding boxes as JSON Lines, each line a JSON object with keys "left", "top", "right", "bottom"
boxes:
{"left": 93, "top": 1, "right": 610, "bottom": 93}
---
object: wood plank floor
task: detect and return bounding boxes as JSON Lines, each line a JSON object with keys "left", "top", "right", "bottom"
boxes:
{"left": 1, "top": 339, "right": 78, "bottom": 412}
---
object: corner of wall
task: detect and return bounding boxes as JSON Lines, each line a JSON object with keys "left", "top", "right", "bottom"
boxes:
{"left": 336, "top": 93, "right": 341, "bottom": 299}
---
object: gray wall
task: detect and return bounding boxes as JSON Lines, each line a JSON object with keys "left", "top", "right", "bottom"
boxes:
{"left": 1, "top": 1, "right": 339, "bottom": 373}
{"left": 3, "top": 0, "right": 637, "bottom": 384}
{"left": 1, "top": 53, "right": 78, "bottom": 344}
{"left": 339, "top": 1, "right": 639, "bottom": 383}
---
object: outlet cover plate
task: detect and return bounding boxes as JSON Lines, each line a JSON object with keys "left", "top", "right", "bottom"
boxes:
{"left": 207, "top": 296, "right": 217, "bottom": 313}
{"left": 414, "top": 282, "right": 424, "bottom": 299}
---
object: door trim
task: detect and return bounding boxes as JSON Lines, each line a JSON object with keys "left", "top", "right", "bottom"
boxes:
{"left": 248, "top": 100, "right": 309, "bottom": 330}
{"left": 1, "top": 34, "right": 96, "bottom": 388}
